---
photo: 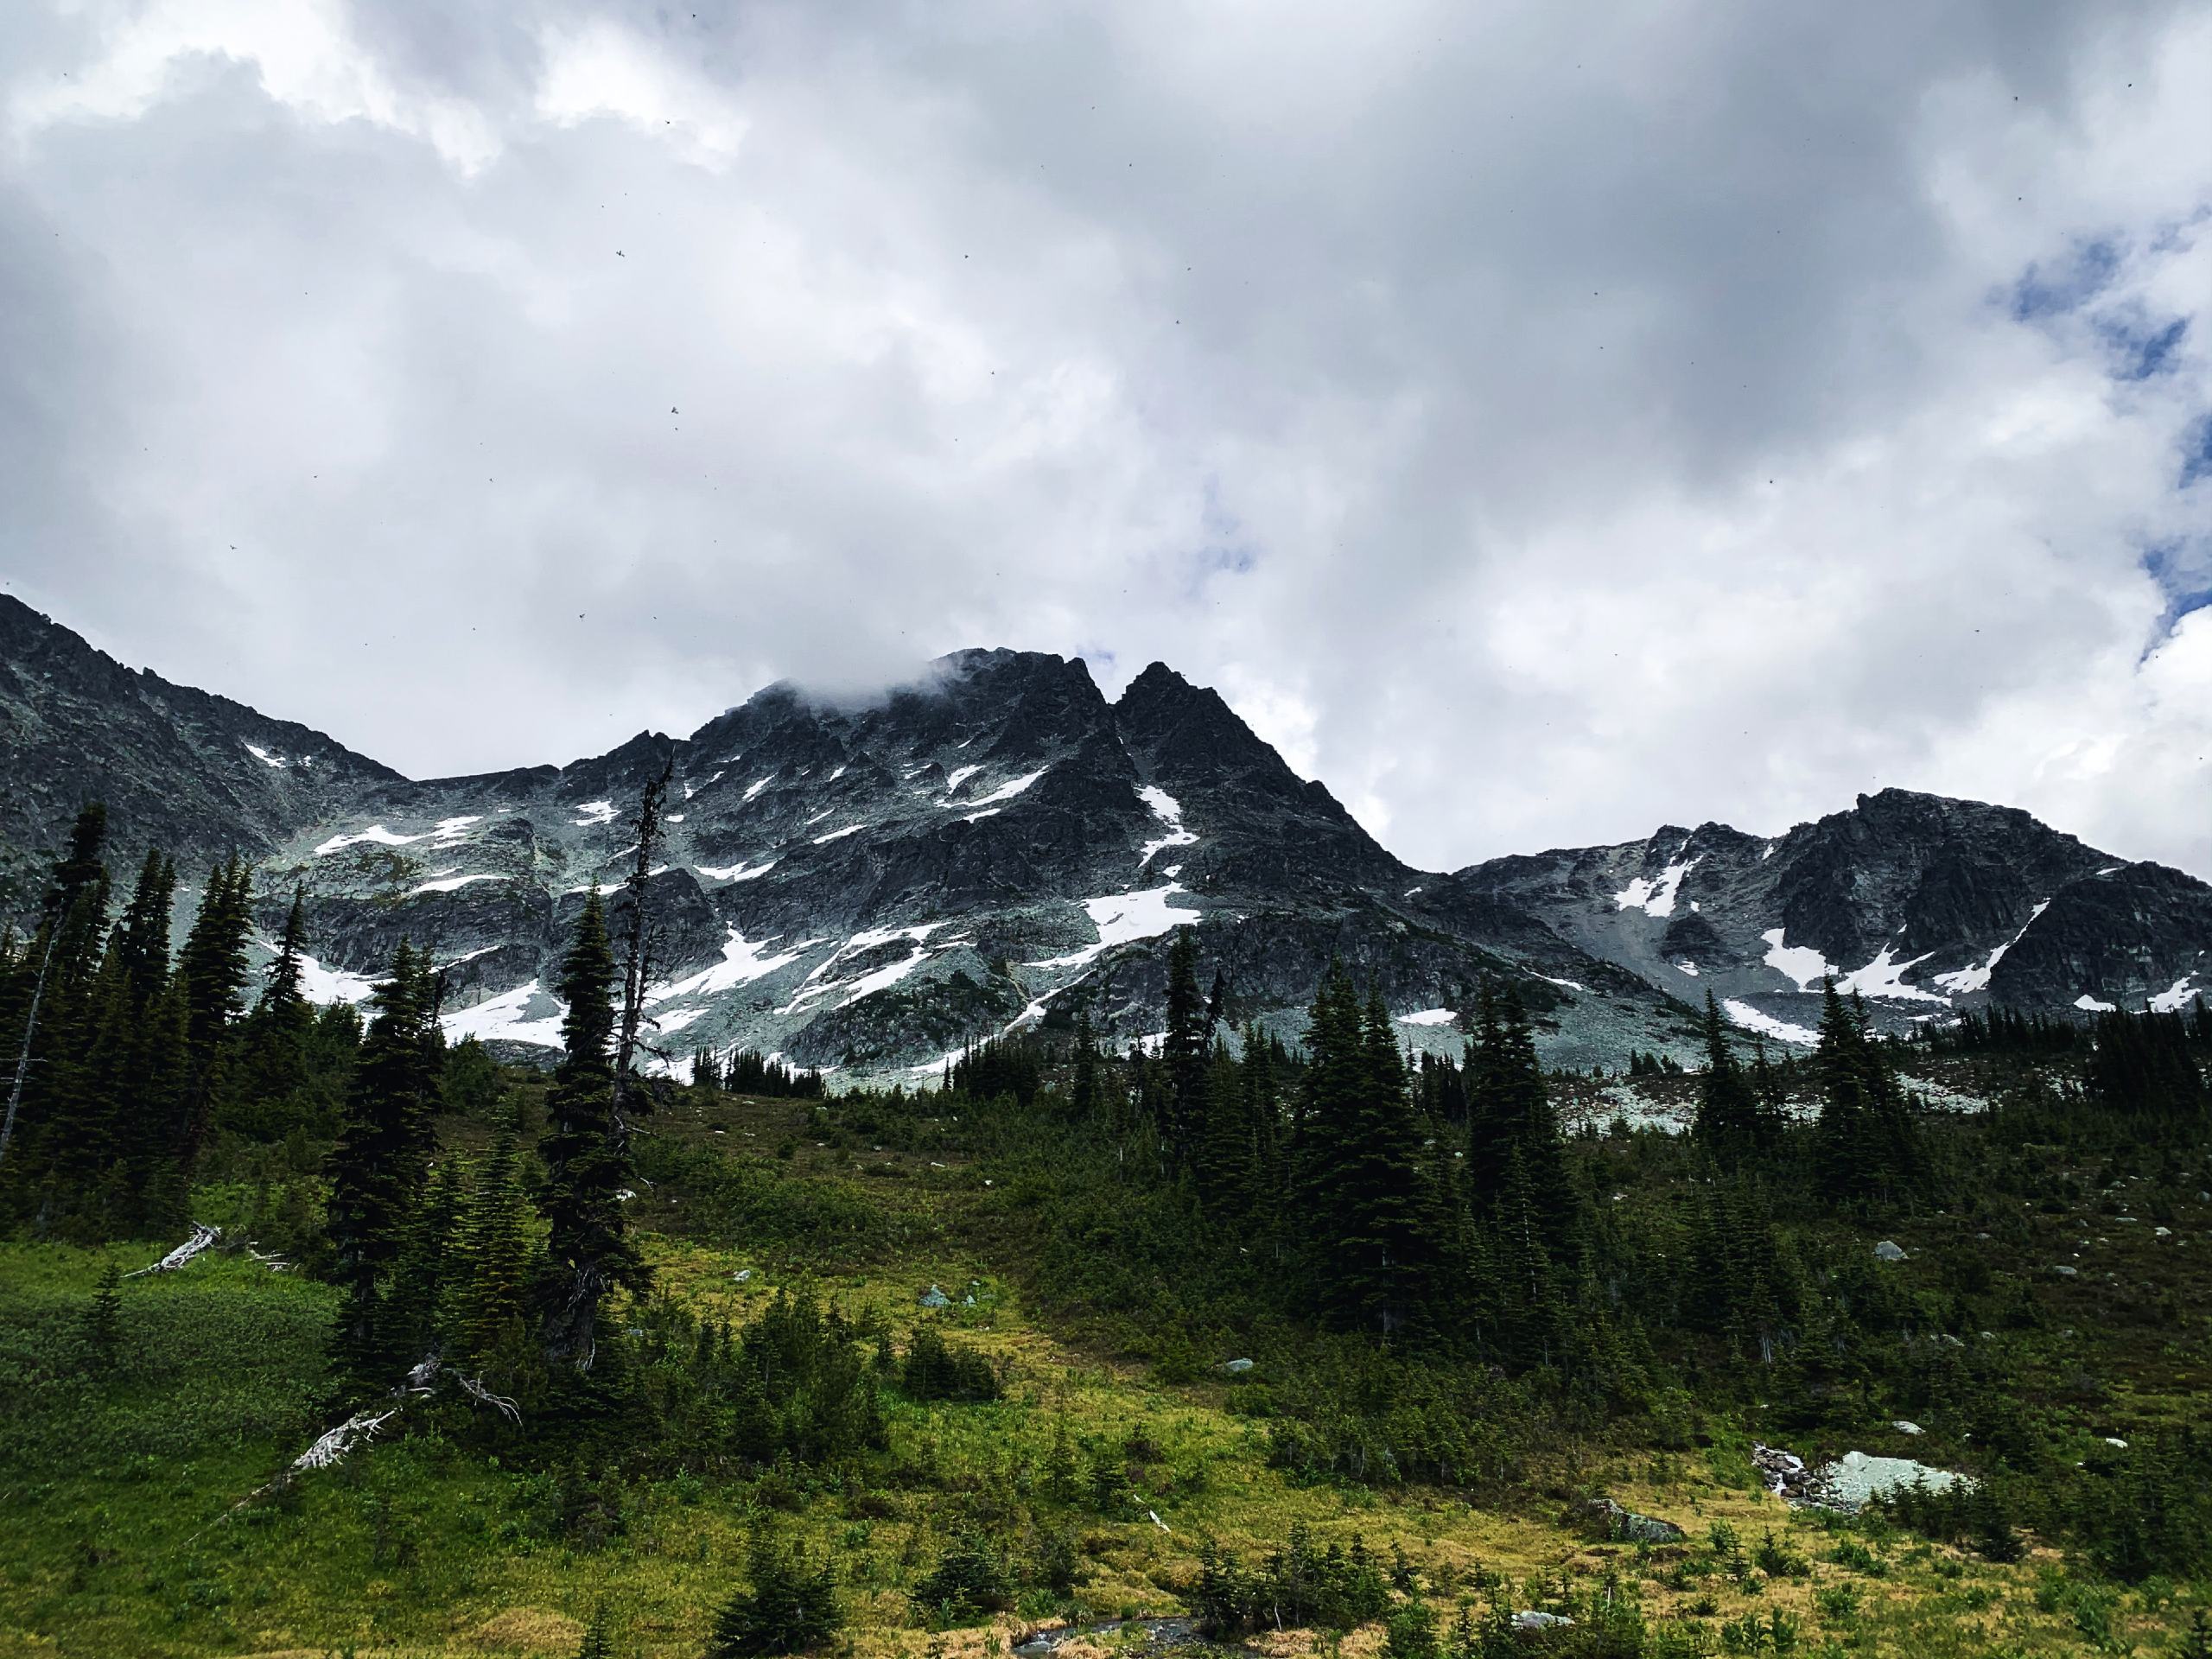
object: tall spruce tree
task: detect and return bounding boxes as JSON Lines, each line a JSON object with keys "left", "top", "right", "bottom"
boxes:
{"left": 324, "top": 942, "right": 441, "bottom": 1382}
{"left": 538, "top": 889, "right": 646, "bottom": 1370}
{"left": 1069, "top": 1008, "right": 1100, "bottom": 1121}
{"left": 449, "top": 1104, "right": 534, "bottom": 1368}
{"left": 1160, "top": 928, "right": 1209, "bottom": 1163}
{"left": 1811, "top": 981, "right": 1920, "bottom": 1203}
{"left": 172, "top": 857, "right": 255, "bottom": 1168}
{"left": 1693, "top": 991, "right": 1768, "bottom": 1155}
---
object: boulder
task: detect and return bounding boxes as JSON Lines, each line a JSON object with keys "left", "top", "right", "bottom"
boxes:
{"left": 1514, "top": 1611, "right": 1573, "bottom": 1631}
{"left": 1220, "top": 1357, "right": 1255, "bottom": 1375}
{"left": 1872, "top": 1239, "right": 1907, "bottom": 1262}
{"left": 918, "top": 1283, "right": 951, "bottom": 1308}
{"left": 1579, "top": 1497, "right": 1686, "bottom": 1544}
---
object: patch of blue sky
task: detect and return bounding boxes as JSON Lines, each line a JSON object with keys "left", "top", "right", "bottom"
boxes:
{"left": 2182, "top": 415, "right": 2212, "bottom": 491}
{"left": 2098, "top": 314, "right": 2188, "bottom": 380}
{"left": 2008, "top": 237, "right": 2120, "bottom": 321}
{"left": 2144, "top": 540, "right": 2212, "bottom": 638}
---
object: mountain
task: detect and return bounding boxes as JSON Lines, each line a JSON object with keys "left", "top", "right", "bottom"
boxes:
{"left": 1, "top": 594, "right": 2204, "bottom": 1076}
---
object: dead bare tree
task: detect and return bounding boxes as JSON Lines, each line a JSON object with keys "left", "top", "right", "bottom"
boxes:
{"left": 610, "top": 753, "right": 675, "bottom": 1145}
{"left": 0, "top": 926, "right": 54, "bottom": 1174}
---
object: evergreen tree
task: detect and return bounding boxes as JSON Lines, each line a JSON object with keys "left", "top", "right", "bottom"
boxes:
{"left": 1693, "top": 991, "right": 1768, "bottom": 1155}
{"left": 172, "top": 857, "right": 255, "bottom": 1167}
{"left": 229, "top": 887, "right": 318, "bottom": 1137}
{"left": 324, "top": 942, "right": 441, "bottom": 1382}
{"left": 1193, "top": 1034, "right": 1254, "bottom": 1215}
{"left": 1070, "top": 1007, "right": 1100, "bottom": 1121}
{"left": 538, "top": 889, "right": 646, "bottom": 1370}
{"left": 1160, "top": 927, "right": 1209, "bottom": 1163}
{"left": 449, "top": 1105, "right": 534, "bottom": 1368}
{"left": 707, "top": 1534, "right": 841, "bottom": 1656}
{"left": 383, "top": 1154, "right": 464, "bottom": 1363}
{"left": 1811, "top": 981, "right": 1920, "bottom": 1204}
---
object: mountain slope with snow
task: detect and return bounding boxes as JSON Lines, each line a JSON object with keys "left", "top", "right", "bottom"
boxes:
{"left": 1, "top": 597, "right": 2204, "bottom": 1073}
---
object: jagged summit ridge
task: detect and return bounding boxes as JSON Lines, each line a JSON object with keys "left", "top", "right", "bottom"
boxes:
{"left": 0, "top": 595, "right": 2205, "bottom": 1073}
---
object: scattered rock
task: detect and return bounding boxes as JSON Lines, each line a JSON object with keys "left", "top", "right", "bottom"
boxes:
{"left": 734, "top": 1268, "right": 752, "bottom": 1282}
{"left": 1515, "top": 1611, "right": 1573, "bottom": 1631}
{"left": 1579, "top": 1497, "right": 1687, "bottom": 1544}
{"left": 1891, "top": 1421, "right": 1923, "bottom": 1435}
{"left": 1220, "top": 1357, "right": 1255, "bottom": 1375}
{"left": 1873, "top": 1240, "right": 1908, "bottom": 1262}
{"left": 2050, "top": 1264, "right": 2078, "bottom": 1277}
{"left": 918, "top": 1284, "right": 950, "bottom": 1308}
{"left": 2104, "top": 1437, "right": 2129, "bottom": 1449}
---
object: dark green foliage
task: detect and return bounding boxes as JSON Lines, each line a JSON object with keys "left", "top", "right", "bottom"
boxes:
{"left": 538, "top": 889, "right": 647, "bottom": 1369}
{"left": 1190, "top": 1526, "right": 1389, "bottom": 1634}
{"left": 715, "top": 1048, "right": 828, "bottom": 1099}
{"left": 173, "top": 856, "right": 257, "bottom": 1168}
{"left": 708, "top": 1534, "right": 842, "bottom": 1656}
{"left": 79, "top": 1262, "right": 123, "bottom": 1369}
{"left": 1693, "top": 992, "right": 1776, "bottom": 1155}
{"left": 1161, "top": 926, "right": 1211, "bottom": 1163}
{"left": 2084, "top": 1007, "right": 2208, "bottom": 1122}
{"left": 1811, "top": 983, "right": 1923, "bottom": 1204}
{"left": 898, "top": 1324, "right": 999, "bottom": 1402}
{"left": 576, "top": 1600, "right": 614, "bottom": 1659}
{"left": 911, "top": 1532, "right": 1014, "bottom": 1621}
{"left": 948, "top": 1033, "right": 1043, "bottom": 1108}
{"left": 324, "top": 939, "right": 443, "bottom": 1382}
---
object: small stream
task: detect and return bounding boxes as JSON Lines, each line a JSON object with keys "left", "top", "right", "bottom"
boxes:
{"left": 1013, "top": 1618, "right": 1214, "bottom": 1656}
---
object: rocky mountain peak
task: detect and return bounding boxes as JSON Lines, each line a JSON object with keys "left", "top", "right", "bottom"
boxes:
{"left": 1, "top": 599, "right": 2204, "bottom": 1073}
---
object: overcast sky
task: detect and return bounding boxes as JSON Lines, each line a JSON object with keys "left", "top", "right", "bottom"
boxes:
{"left": 3, "top": 2, "right": 2208, "bottom": 878}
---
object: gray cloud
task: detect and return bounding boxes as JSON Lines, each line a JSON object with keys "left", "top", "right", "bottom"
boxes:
{"left": 2, "top": 0, "right": 2207, "bottom": 873}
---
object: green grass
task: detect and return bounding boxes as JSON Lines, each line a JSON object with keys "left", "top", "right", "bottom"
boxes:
{"left": 3, "top": 1081, "right": 2209, "bottom": 1659}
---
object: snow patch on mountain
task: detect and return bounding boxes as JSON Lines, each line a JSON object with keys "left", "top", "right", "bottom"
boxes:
{"left": 411, "top": 872, "right": 505, "bottom": 895}
{"left": 1833, "top": 947, "right": 1948, "bottom": 1005}
{"left": 572, "top": 800, "right": 618, "bottom": 827}
{"left": 244, "top": 741, "right": 287, "bottom": 769}
{"left": 743, "top": 773, "right": 775, "bottom": 801}
{"left": 944, "top": 764, "right": 983, "bottom": 795}
{"left": 2075, "top": 993, "right": 2117, "bottom": 1013}
{"left": 1724, "top": 998, "right": 1818, "bottom": 1046}
{"left": 2149, "top": 976, "right": 2202, "bottom": 1014}
{"left": 442, "top": 981, "right": 569, "bottom": 1048}
{"left": 1932, "top": 899, "right": 2050, "bottom": 995}
{"left": 1675, "top": 961, "right": 1700, "bottom": 977}
{"left": 812, "top": 823, "right": 864, "bottom": 844}
{"left": 1761, "top": 929, "right": 1833, "bottom": 993}
{"left": 963, "top": 766, "right": 1048, "bottom": 808}
{"left": 1397, "top": 1007, "right": 1458, "bottom": 1026}
{"left": 1027, "top": 883, "right": 1197, "bottom": 970}
{"left": 696, "top": 858, "right": 776, "bottom": 883}
{"left": 652, "top": 928, "right": 809, "bottom": 1001}
{"left": 1139, "top": 785, "right": 1200, "bottom": 864}
{"left": 1614, "top": 858, "right": 1697, "bottom": 918}
{"left": 683, "top": 770, "right": 723, "bottom": 799}
{"left": 315, "top": 816, "right": 480, "bottom": 855}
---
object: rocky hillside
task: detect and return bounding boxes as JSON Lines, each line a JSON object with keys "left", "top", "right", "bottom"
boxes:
{"left": 2, "top": 595, "right": 2204, "bottom": 1076}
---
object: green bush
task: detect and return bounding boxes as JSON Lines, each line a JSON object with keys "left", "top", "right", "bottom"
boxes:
{"left": 708, "top": 1535, "right": 842, "bottom": 1657}
{"left": 912, "top": 1533, "right": 1014, "bottom": 1622}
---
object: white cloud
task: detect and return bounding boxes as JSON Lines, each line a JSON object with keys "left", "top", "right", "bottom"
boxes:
{"left": 2, "top": 0, "right": 2206, "bottom": 877}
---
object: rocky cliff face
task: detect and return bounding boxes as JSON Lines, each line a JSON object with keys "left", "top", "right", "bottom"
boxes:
{"left": 2, "top": 595, "right": 2204, "bottom": 1076}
